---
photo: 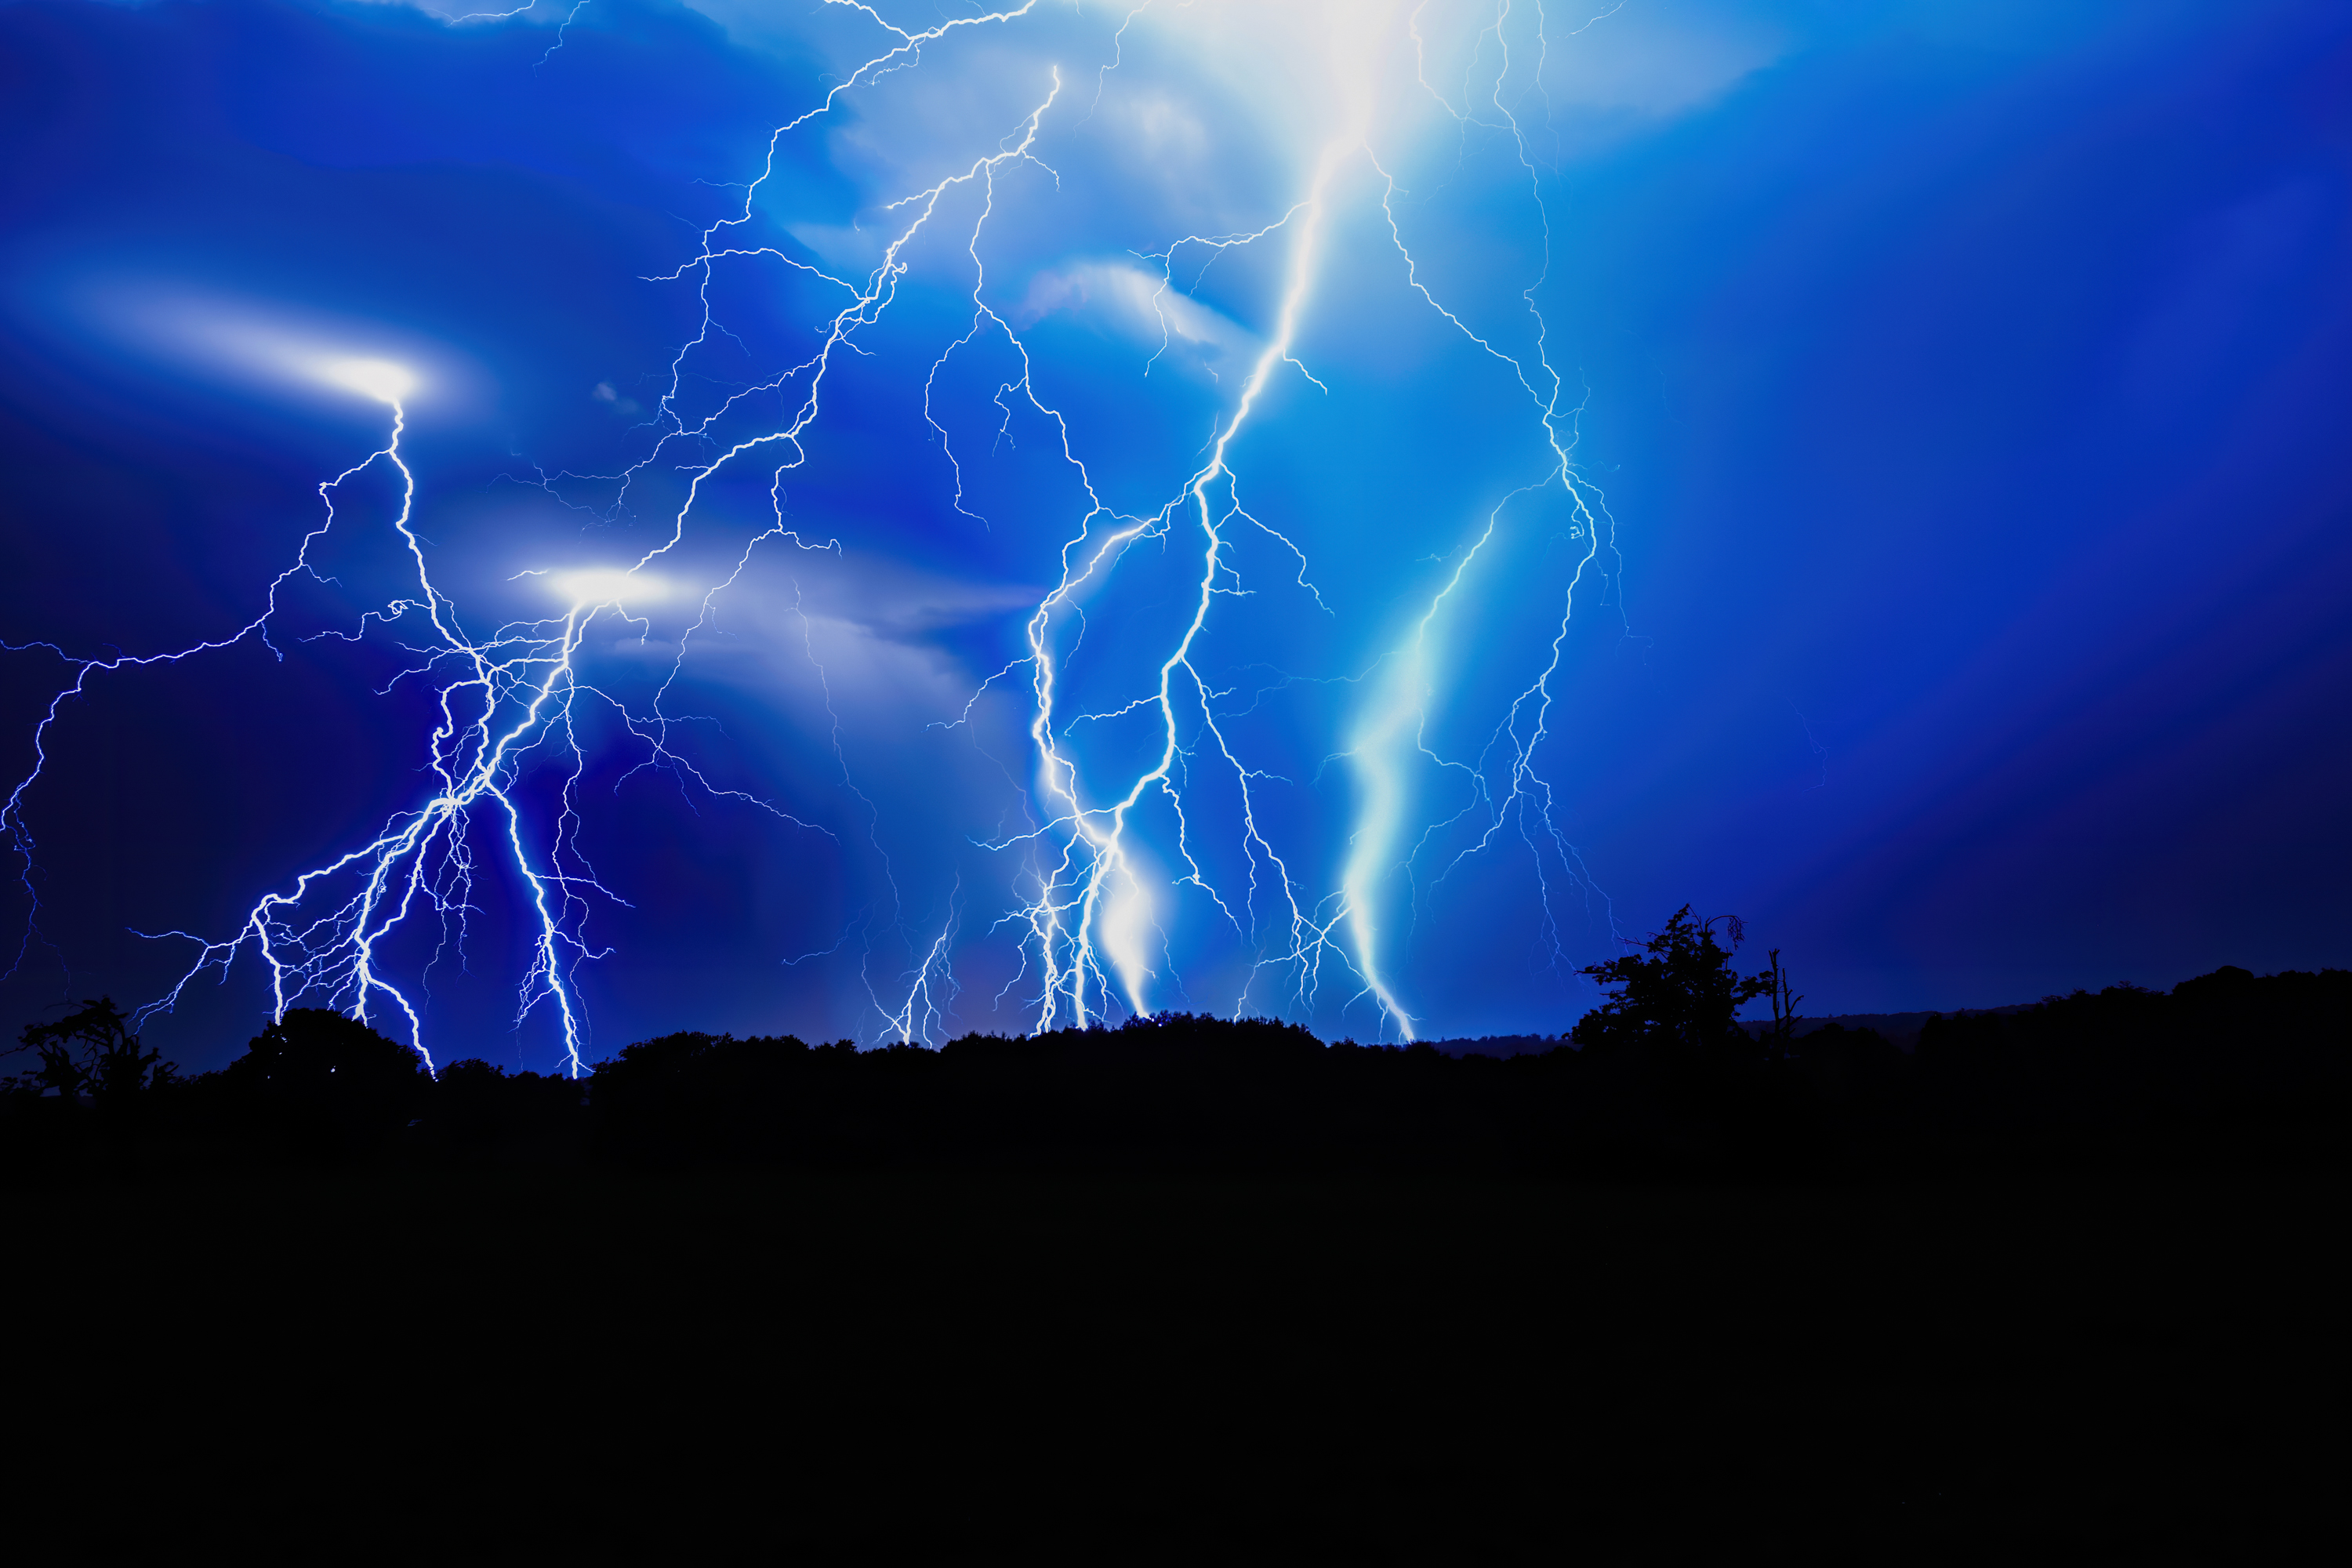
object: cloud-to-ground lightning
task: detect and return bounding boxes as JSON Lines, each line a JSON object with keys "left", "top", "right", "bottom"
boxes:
{"left": 3, "top": 0, "right": 1634, "bottom": 1065}
{"left": 5, "top": 346, "right": 832, "bottom": 1073}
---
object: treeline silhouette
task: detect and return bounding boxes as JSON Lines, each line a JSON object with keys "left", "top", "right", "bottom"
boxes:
{"left": 7, "top": 922, "right": 2346, "bottom": 1178}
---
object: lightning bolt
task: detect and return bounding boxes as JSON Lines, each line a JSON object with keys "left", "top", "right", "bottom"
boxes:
{"left": 5, "top": 0, "right": 1636, "bottom": 1064}
{"left": 1335, "top": 0, "right": 1632, "bottom": 1033}
{"left": 989, "top": 0, "right": 1628, "bottom": 1041}
{"left": 13, "top": 365, "right": 561, "bottom": 1069}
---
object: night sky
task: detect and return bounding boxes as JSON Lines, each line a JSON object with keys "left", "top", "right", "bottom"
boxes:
{"left": 3, "top": 0, "right": 2347, "bottom": 1073}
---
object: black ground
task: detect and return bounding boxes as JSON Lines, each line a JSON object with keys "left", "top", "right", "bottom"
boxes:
{"left": 12, "top": 1161, "right": 2338, "bottom": 1559}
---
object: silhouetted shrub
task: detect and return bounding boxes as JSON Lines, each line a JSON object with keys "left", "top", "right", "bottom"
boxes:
{"left": 220, "top": 1009, "right": 430, "bottom": 1162}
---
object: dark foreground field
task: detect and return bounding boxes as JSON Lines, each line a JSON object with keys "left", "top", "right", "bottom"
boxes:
{"left": 11, "top": 1162, "right": 2339, "bottom": 1559}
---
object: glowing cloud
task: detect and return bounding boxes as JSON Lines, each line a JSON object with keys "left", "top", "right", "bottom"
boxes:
{"left": 318, "top": 358, "right": 417, "bottom": 404}
{"left": 550, "top": 568, "right": 666, "bottom": 607}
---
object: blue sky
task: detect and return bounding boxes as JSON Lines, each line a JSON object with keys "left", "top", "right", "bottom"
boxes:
{"left": 3, "top": 0, "right": 2347, "bottom": 1070}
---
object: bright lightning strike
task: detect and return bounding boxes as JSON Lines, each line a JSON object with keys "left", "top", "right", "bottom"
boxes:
{"left": 6, "top": 0, "right": 1635, "bottom": 1066}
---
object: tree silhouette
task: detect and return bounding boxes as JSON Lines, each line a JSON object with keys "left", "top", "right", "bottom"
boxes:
{"left": 1761, "top": 949, "right": 1804, "bottom": 1054}
{"left": 9, "top": 996, "right": 174, "bottom": 1104}
{"left": 225, "top": 1008, "right": 429, "bottom": 1158}
{"left": 1573, "top": 907, "right": 1773, "bottom": 1073}
{"left": 227, "top": 1008, "right": 428, "bottom": 1097}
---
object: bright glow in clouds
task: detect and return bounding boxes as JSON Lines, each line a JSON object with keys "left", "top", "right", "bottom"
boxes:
{"left": 320, "top": 358, "right": 416, "bottom": 404}
{"left": 550, "top": 570, "right": 666, "bottom": 607}
{"left": 5, "top": 0, "right": 1653, "bottom": 1065}
{"left": 54, "top": 279, "right": 477, "bottom": 419}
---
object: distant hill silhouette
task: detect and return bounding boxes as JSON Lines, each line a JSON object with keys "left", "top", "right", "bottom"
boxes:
{"left": 1431, "top": 1034, "right": 1563, "bottom": 1059}
{"left": 1735, "top": 1006, "right": 2037, "bottom": 1053}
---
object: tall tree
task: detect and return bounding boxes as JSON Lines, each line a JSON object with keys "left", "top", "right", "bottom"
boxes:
{"left": 1573, "top": 907, "right": 1773, "bottom": 1071}
{"left": 11, "top": 997, "right": 173, "bottom": 1104}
